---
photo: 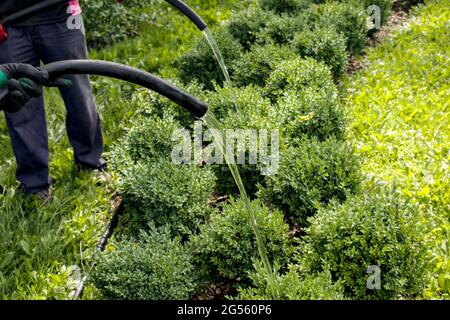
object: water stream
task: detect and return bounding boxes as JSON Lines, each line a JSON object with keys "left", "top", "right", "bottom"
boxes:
{"left": 202, "top": 27, "right": 242, "bottom": 114}
{"left": 202, "top": 27, "right": 277, "bottom": 296}
{"left": 202, "top": 111, "right": 278, "bottom": 297}
{"left": 202, "top": 27, "right": 233, "bottom": 89}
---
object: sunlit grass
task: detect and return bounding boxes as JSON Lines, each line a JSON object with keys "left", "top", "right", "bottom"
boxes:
{"left": 343, "top": 0, "right": 450, "bottom": 299}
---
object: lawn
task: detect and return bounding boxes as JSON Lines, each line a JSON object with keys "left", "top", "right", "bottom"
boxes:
{"left": 343, "top": 0, "right": 450, "bottom": 298}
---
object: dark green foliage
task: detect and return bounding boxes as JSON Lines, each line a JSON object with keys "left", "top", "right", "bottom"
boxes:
{"left": 258, "top": 137, "right": 361, "bottom": 225}
{"left": 275, "top": 88, "right": 344, "bottom": 141}
{"left": 90, "top": 225, "right": 198, "bottom": 300}
{"left": 190, "top": 198, "right": 293, "bottom": 282}
{"left": 228, "top": 7, "right": 272, "bottom": 51}
{"left": 82, "top": 0, "right": 151, "bottom": 48}
{"left": 111, "top": 116, "right": 217, "bottom": 236}
{"left": 257, "top": 13, "right": 306, "bottom": 46}
{"left": 206, "top": 86, "right": 277, "bottom": 196}
{"left": 238, "top": 262, "right": 345, "bottom": 299}
{"left": 299, "top": 188, "right": 429, "bottom": 299}
{"left": 119, "top": 159, "right": 216, "bottom": 237}
{"left": 305, "top": 2, "right": 368, "bottom": 55}
{"left": 231, "top": 45, "right": 297, "bottom": 87}
{"left": 259, "top": 0, "right": 312, "bottom": 15}
{"left": 112, "top": 115, "right": 180, "bottom": 164}
{"left": 264, "top": 57, "right": 336, "bottom": 102}
{"left": 177, "top": 29, "right": 242, "bottom": 90}
{"left": 206, "top": 85, "right": 273, "bottom": 125}
{"left": 228, "top": 6, "right": 307, "bottom": 49}
{"left": 292, "top": 26, "right": 348, "bottom": 79}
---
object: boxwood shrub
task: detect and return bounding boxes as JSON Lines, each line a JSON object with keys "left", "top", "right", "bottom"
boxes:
{"left": 298, "top": 188, "right": 429, "bottom": 299}
{"left": 119, "top": 159, "right": 216, "bottom": 237}
{"left": 228, "top": 7, "right": 272, "bottom": 51}
{"left": 263, "top": 57, "right": 336, "bottom": 102}
{"left": 206, "top": 85, "right": 272, "bottom": 124}
{"left": 259, "top": 0, "right": 312, "bottom": 15}
{"left": 238, "top": 262, "right": 345, "bottom": 300}
{"left": 112, "top": 115, "right": 181, "bottom": 164}
{"left": 90, "top": 225, "right": 198, "bottom": 300}
{"left": 231, "top": 45, "right": 297, "bottom": 88}
{"left": 305, "top": 2, "right": 368, "bottom": 55}
{"left": 110, "top": 116, "right": 217, "bottom": 236}
{"left": 275, "top": 87, "right": 344, "bottom": 141}
{"left": 190, "top": 198, "right": 293, "bottom": 282}
{"left": 258, "top": 137, "right": 361, "bottom": 225}
{"left": 206, "top": 86, "right": 279, "bottom": 196}
{"left": 177, "top": 29, "right": 242, "bottom": 90}
{"left": 256, "top": 12, "right": 306, "bottom": 46}
{"left": 292, "top": 26, "right": 348, "bottom": 79}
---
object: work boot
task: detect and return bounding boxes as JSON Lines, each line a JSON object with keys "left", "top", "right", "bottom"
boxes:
{"left": 35, "top": 187, "right": 54, "bottom": 203}
{"left": 19, "top": 184, "right": 53, "bottom": 203}
{"left": 75, "top": 161, "right": 112, "bottom": 184}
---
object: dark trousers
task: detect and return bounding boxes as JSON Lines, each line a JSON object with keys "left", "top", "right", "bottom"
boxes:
{"left": 0, "top": 19, "right": 104, "bottom": 193}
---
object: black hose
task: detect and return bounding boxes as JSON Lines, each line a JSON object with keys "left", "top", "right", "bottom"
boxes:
{"left": 2, "top": 0, "right": 69, "bottom": 26}
{"left": 41, "top": 60, "right": 208, "bottom": 118}
{"left": 73, "top": 197, "right": 125, "bottom": 300}
{"left": 165, "top": 0, "right": 208, "bottom": 31}
{"left": 3, "top": 0, "right": 208, "bottom": 32}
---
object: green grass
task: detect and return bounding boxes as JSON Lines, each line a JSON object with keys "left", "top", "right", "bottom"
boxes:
{"left": 343, "top": 0, "right": 450, "bottom": 299}
{"left": 0, "top": 0, "right": 240, "bottom": 299}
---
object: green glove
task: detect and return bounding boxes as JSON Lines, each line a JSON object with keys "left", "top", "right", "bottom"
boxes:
{"left": 0, "top": 78, "right": 44, "bottom": 113}
{"left": 0, "top": 63, "right": 73, "bottom": 113}
{"left": 0, "top": 63, "right": 49, "bottom": 88}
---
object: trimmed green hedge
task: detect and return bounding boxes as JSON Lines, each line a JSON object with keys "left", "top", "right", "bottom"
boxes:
{"left": 111, "top": 115, "right": 216, "bottom": 236}
{"left": 228, "top": 7, "right": 272, "bottom": 51}
{"left": 90, "top": 225, "right": 198, "bottom": 300}
{"left": 275, "top": 88, "right": 344, "bottom": 141}
{"left": 292, "top": 26, "right": 348, "bottom": 79}
{"left": 258, "top": 137, "right": 361, "bottom": 225}
{"left": 299, "top": 187, "right": 429, "bottom": 299}
{"left": 190, "top": 198, "right": 293, "bottom": 282}
{"left": 231, "top": 45, "right": 296, "bottom": 88}
{"left": 256, "top": 12, "right": 306, "bottom": 46}
{"left": 263, "top": 57, "right": 336, "bottom": 102}
{"left": 100, "top": 0, "right": 401, "bottom": 302}
{"left": 305, "top": 2, "right": 368, "bottom": 55}
{"left": 238, "top": 262, "right": 345, "bottom": 300}
{"left": 207, "top": 86, "right": 277, "bottom": 196}
{"left": 177, "top": 29, "right": 242, "bottom": 90}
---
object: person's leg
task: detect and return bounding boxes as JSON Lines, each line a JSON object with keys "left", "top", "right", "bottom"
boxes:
{"left": 0, "top": 26, "right": 51, "bottom": 193}
{"left": 31, "top": 18, "right": 105, "bottom": 169}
